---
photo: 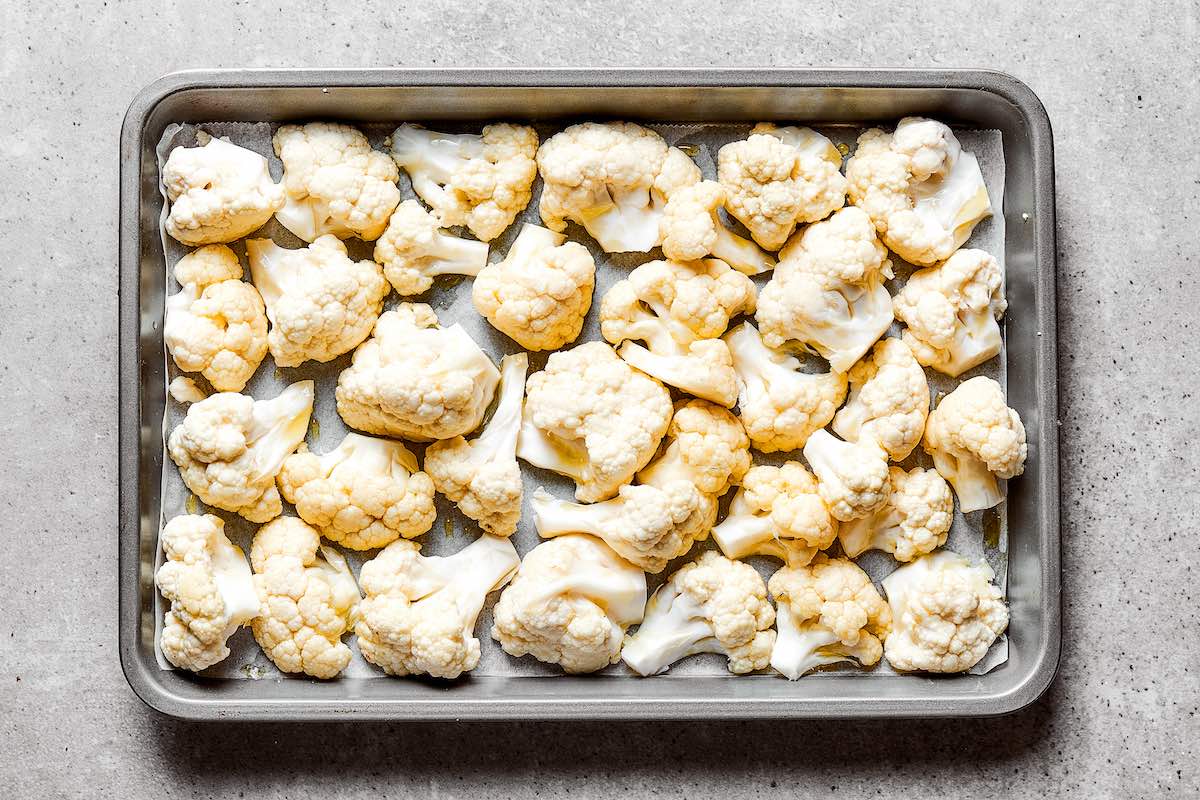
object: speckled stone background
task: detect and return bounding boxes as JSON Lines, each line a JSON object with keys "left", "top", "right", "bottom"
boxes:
{"left": 1, "top": 1, "right": 1197, "bottom": 798}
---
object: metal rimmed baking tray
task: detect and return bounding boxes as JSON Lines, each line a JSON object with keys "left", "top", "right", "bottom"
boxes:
{"left": 119, "top": 68, "right": 1059, "bottom": 720}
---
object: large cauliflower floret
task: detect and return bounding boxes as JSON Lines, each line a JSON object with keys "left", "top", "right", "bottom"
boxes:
{"left": 492, "top": 535, "right": 647, "bottom": 673}
{"left": 155, "top": 514, "right": 259, "bottom": 672}
{"left": 768, "top": 554, "right": 892, "bottom": 679}
{"left": 246, "top": 235, "right": 388, "bottom": 368}
{"left": 711, "top": 461, "right": 836, "bottom": 566}
{"left": 249, "top": 517, "right": 361, "bottom": 679}
{"left": 832, "top": 337, "right": 930, "bottom": 460}
{"left": 839, "top": 467, "right": 953, "bottom": 562}
{"left": 845, "top": 117, "right": 992, "bottom": 266}
{"left": 892, "top": 248, "right": 1008, "bottom": 377}
{"left": 882, "top": 550, "right": 1008, "bottom": 673}
{"left": 168, "top": 381, "right": 313, "bottom": 522}
{"left": 162, "top": 135, "right": 285, "bottom": 245}
{"left": 276, "top": 432, "right": 436, "bottom": 551}
{"left": 622, "top": 551, "right": 776, "bottom": 676}
{"left": 272, "top": 122, "right": 401, "bottom": 242}
{"left": 660, "top": 180, "right": 775, "bottom": 275}
{"left": 164, "top": 244, "right": 268, "bottom": 392}
{"left": 372, "top": 199, "right": 489, "bottom": 296}
{"left": 716, "top": 124, "right": 847, "bottom": 251}
{"left": 356, "top": 535, "right": 520, "bottom": 679}
{"left": 803, "top": 429, "right": 891, "bottom": 522}
{"left": 472, "top": 223, "right": 596, "bottom": 351}
{"left": 424, "top": 354, "right": 528, "bottom": 537}
{"left": 638, "top": 399, "right": 751, "bottom": 498}
{"left": 922, "top": 376, "right": 1027, "bottom": 513}
{"left": 389, "top": 123, "right": 538, "bottom": 242}
{"left": 336, "top": 303, "right": 500, "bottom": 441}
{"left": 517, "top": 342, "right": 672, "bottom": 502}
{"left": 537, "top": 121, "right": 701, "bottom": 253}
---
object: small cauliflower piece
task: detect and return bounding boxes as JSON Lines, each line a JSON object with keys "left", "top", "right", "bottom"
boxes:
{"left": 711, "top": 462, "right": 836, "bottom": 566}
{"left": 246, "top": 235, "right": 388, "bottom": 368}
{"left": 922, "top": 376, "right": 1027, "bottom": 513}
{"left": 424, "top": 354, "right": 528, "bottom": 537}
{"left": 249, "top": 517, "right": 361, "bottom": 679}
{"left": 839, "top": 467, "right": 952, "bottom": 562}
{"left": 472, "top": 223, "right": 596, "bottom": 351}
{"left": 277, "top": 432, "right": 435, "bottom": 551}
{"left": 155, "top": 514, "right": 259, "bottom": 672}
{"left": 162, "top": 135, "right": 285, "bottom": 246}
{"left": 832, "top": 337, "right": 930, "bottom": 460}
{"left": 168, "top": 381, "right": 313, "bottom": 522}
{"left": 882, "top": 550, "right": 1008, "bottom": 673}
{"left": 803, "top": 429, "right": 890, "bottom": 522}
{"left": 492, "top": 535, "right": 647, "bottom": 673}
{"left": 373, "top": 199, "right": 489, "bottom": 296}
{"left": 537, "top": 121, "right": 701, "bottom": 253}
{"left": 660, "top": 181, "right": 775, "bottom": 275}
{"left": 273, "top": 122, "right": 401, "bottom": 242}
{"left": 622, "top": 551, "right": 776, "bottom": 676}
{"left": 389, "top": 123, "right": 538, "bottom": 242}
{"left": 169, "top": 376, "right": 208, "bottom": 404}
{"left": 769, "top": 555, "right": 891, "bottom": 679}
{"left": 336, "top": 303, "right": 500, "bottom": 441}
{"left": 845, "top": 117, "right": 992, "bottom": 266}
{"left": 517, "top": 341, "right": 671, "bottom": 502}
{"left": 892, "top": 248, "right": 1008, "bottom": 377}
{"left": 638, "top": 399, "right": 751, "bottom": 498}
{"left": 356, "top": 535, "right": 520, "bottom": 679}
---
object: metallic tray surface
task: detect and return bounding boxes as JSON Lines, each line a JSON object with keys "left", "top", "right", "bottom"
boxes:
{"left": 119, "top": 68, "right": 1060, "bottom": 720}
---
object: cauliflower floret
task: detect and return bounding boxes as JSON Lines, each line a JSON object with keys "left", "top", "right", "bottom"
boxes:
{"left": 922, "top": 376, "right": 1027, "bottom": 513}
{"left": 246, "top": 235, "right": 388, "bottom": 368}
{"left": 882, "top": 550, "right": 1008, "bottom": 673}
{"left": 155, "top": 514, "right": 259, "bottom": 672}
{"left": 832, "top": 337, "right": 930, "bottom": 460}
{"left": 845, "top": 117, "right": 992, "bottom": 266}
{"left": 472, "top": 223, "right": 596, "bottom": 351}
{"left": 622, "top": 551, "right": 776, "bottom": 676}
{"left": 517, "top": 342, "right": 672, "bottom": 502}
{"left": 492, "top": 535, "right": 647, "bottom": 673}
{"left": 424, "top": 354, "right": 527, "bottom": 537}
{"left": 169, "top": 376, "right": 208, "bottom": 404}
{"left": 716, "top": 124, "right": 847, "bottom": 250}
{"left": 276, "top": 432, "right": 436, "bottom": 551}
{"left": 537, "top": 121, "right": 701, "bottom": 253}
{"left": 839, "top": 467, "right": 952, "bottom": 562}
{"left": 273, "top": 122, "right": 401, "bottom": 242}
{"left": 712, "top": 462, "right": 836, "bottom": 566}
{"left": 638, "top": 399, "right": 751, "bottom": 498}
{"left": 162, "top": 135, "right": 285, "bottom": 245}
{"left": 389, "top": 123, "right": 538, "bottom": 242}
{"left": 769, "top": 554, "right": 891, "bottom": 679}
{"left": 803, "top": 429, "right": 890, "bottom": 522}
{"left": 164, "top": 244, "right": 268, "bottom": 392}
{"left": 372, "top": 199, "right": 489, "bottom": 296}
{"left": 168, "top": 381, "right": 313, "bottom": 522}
{"left": 660, "top": 181, "right": 775, "bottom": 275}
{"left": 892, "top": 248, "right": 1008, "bottom": 377}
{"left": 336, "top": 303, "right": 500, "bottom": 441}
{"left": 356, "top": 535, "right": 520, "bottom": 679}
{"left": 249, "top": 517, "right": 361, "bottom": 679}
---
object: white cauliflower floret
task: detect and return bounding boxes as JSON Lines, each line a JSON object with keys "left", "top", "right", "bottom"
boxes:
{"left": 845, "top": 117, "right": 992, "bottom": 266}
{"left": 273, "top": 122, "right": 401, "bottom": 242}
{"left": 424, "top": 354, "right": 528, "bottom": 537}
{"left": 276, "top": 432, "right": 436, "bottom": 551}
{"left": 155, "top": 514, "right": 259, "bottom": 672}
{"left": 537, "top": 121, "right": 701, "bottom": 252}
{"left": 882, "top": 550, "right": 1008, "bottom": 673}
{"left": 839, "top": 467, "right": 952, "bottom": 562}
{"left": 472, "top": 223, "right": 596, "bottom": 351}
{"left": 638, "top": 399, "right": 751, "bottom": 499}
{"left": 246, "top": 235, "right": 388, "bottom": 368}
{"left": 622, "top": 551, "right": 776, "bottom": 676}
{"left": 169, "top": 376, "right": 208, "bottom": 404}
{"left": 356, "top": 535, "right": 520, "bottom": 679}
{"left": 517, "top": 342, "right": 672, "bottom": 502}
{"left": 660, "top": 181, "right": 775, "bottom": 275}
{"left": 803, "top": 429, "right": 890, "bottom": 522}
{"left": 249, "top": 517, "right": 361, "bottom": 679}
{"left": 769, "top": 554, "right": 891, "bottom": 679}
{"left": 164, "top": 244, "right": 268, "bottom": 392}
{"left": 336, "top": 303, "right": 500, "bottom": 441}
{"left": 389, "top": 123, "right": 538, "bottom": 242}
{"left": 892, "top": 248, "right": 1007, "bottom": 376}
{"left": 162, "top": 135, "right": 285, "bottom": 245}
{"left": 168, "top": 381, "right": 313, "bottom": 522}
{"left": 373, "top": 199, "right": 489, "bottom": 296}
{"left": 922, "top": 376, "right": 1027, "bottom": 513}
{"left": 492, "top": 535, "right": 647, "bottom": 674}
{"left": 832, "top": 337, "right": 930, "bottom": 460}
{"left": 712, "top": 462, "right": 836, "bottom": 566}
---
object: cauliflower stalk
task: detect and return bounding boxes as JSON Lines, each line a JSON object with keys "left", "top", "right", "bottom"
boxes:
{"left": 660, "top": 181, "right": 775, "bottom": 275}
{"left": 803, "top": 429, "right": 890, "bottom": 522}
{"left": 711, "top": 462, "right": 836, "bottom": 566}
{"left": 373, "top": 199, "right": 489, "bottom": 296}
{"left": 839, "top": 467, "right": 952, "bottom": 562}
{"left": 832, "top": 336, "right": 930, "bottom": 460}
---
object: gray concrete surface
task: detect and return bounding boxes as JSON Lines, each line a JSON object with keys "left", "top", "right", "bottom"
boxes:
{"left": 1, "top": 0, "right": 1197, "bottom": 797}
